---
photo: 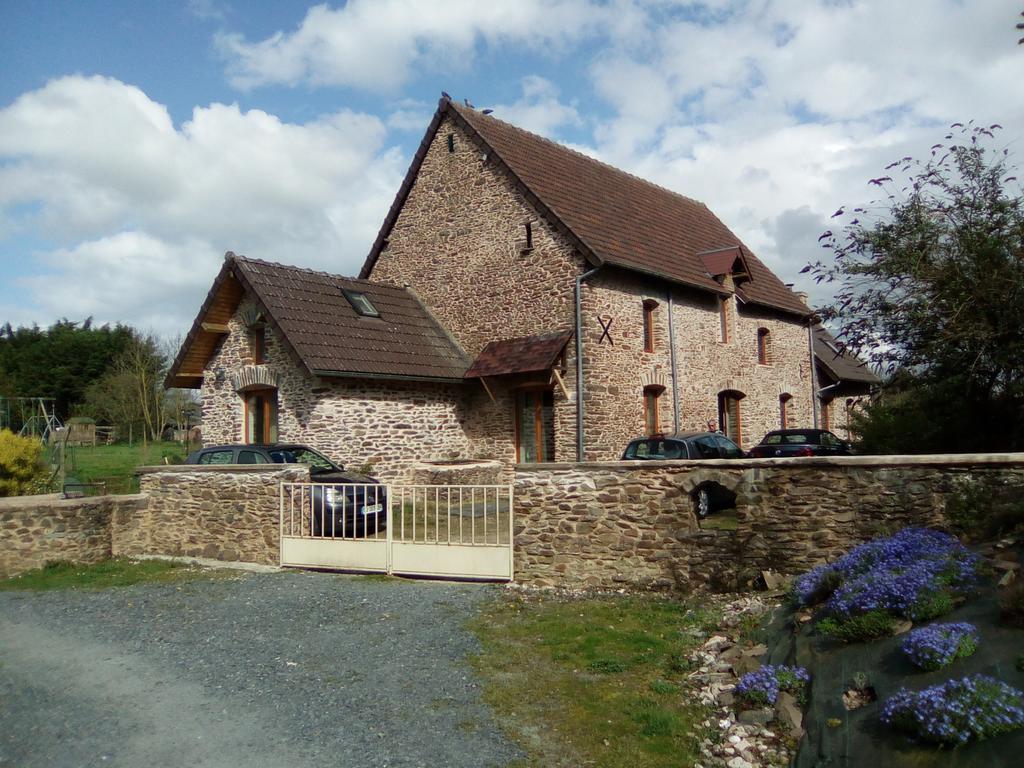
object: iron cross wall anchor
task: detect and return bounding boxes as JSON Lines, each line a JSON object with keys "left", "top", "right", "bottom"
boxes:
{"left": 597, "top": 315, "right": 614, "bottom": 345}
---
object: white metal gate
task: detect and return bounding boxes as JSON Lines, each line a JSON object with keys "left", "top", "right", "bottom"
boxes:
{"left": 279, "top": 483, "right": 514, "bottom": 581}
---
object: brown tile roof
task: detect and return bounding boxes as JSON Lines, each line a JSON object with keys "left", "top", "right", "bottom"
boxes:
{"left": 167, "top": 254, "right": 470, "bottom": 386}
{"left": 361, "top": 96, "right": 810, "bottom": 318}
{"left": 464, "top": 330, "right": 572, "bottom": 379}
{"left": 813, "top": 326, "right": 881, "bottom": 386}
{"left": 697, "top": 246, "right": 749, "bottom": 278}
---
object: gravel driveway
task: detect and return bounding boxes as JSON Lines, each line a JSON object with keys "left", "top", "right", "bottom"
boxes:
{"left": 0, "top": 571, "right": 521, "bottom": 768}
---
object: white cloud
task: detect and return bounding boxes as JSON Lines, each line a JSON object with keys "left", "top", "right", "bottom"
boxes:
{"left": 580, "top": 0, "right": 1024, "bottom": 303}
{"left": 216, "top": 0, "right": 599, "bottom": 91}
{"left": 0, "top": 75, "right": 405, "bottom": 331}
{"left": 486, "top": 77, "right": 582, "bottom": 138}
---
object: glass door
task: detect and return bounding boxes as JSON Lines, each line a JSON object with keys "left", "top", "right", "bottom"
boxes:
{"left": 516, "top": 389, "right": 555, "bottom": 463}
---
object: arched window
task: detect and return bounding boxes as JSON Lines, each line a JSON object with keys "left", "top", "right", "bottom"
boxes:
{"left": 643, "top": 385, "right": 664, "bottom": 436}
{"left": 779, "top": 393, "right": 792, "bottom": 428}
{"left": 642, "top": 299, "right": 658, "bottom": 353}
{"left": 718, "top": 390, "right": 745, "bottom": 445}
{"left": 757, "top": 328, "right": 771, "bottom": 365}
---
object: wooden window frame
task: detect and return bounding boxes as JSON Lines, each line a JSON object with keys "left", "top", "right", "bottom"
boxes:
{"left": 718, "top": 297, "right": 730, "bottom": 343}
{"left": 757, "top": 328, "right": 770, "bottom": 365}
{"left": 514, "top": 386, "right": 554, "bottom": 463}
{"left": 718, "top": 390, "right": 744, "bottom": 446}
{"left": 243, "top": 388, "right": 277, "bottom": 445}
{"left": 249, "top": 325, "right": 266, "bottom": 364}
{"left": 643, "top": 385, "right": 664, "bottom": 437}
{"left": 821, "top": 399, "right": 831, "bottom": 431}
{"left": 779, "top": 393, "right": 792, "bottom": 428}
{"left": 642, "top": 299, "right": 658, "bottom": 353}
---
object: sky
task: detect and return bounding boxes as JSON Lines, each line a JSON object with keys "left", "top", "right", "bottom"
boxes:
{"left": 1, "top": 0, "right": 1021, "bottom": 338}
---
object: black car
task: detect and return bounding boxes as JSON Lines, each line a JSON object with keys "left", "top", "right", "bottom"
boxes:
{"left": 746, "top": 429, "right": 853, "bottom": 458}
{"left": 184, "top": 444, "right": 386, "bottom": 537}
{"left": 621, "top": 432, "right": 744, "bottom": 517}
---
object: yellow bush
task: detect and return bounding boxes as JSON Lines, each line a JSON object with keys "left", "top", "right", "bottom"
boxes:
{"left": 0, "top": 430, "right": 48, "bottom": 497}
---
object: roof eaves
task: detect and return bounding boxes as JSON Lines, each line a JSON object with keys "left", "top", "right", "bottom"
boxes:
{"left": 312, "top": 369, "right": 466, "bottom": 385}
{"left": 164, "top": 254, "right": 237, "bottom": 389}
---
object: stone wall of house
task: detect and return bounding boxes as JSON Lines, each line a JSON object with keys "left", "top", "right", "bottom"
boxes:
{"left": 201, "top": 298, "right": 473, "bottom": 483}
{"left": 579, "top": 270, "right": 814, "bottom": 456}
{"left": 0, "top": 493, "right": 147, "bottom": 578}
{"left": 367, "top": 114, "right": 583, "bottom": 464}
{"left": 121, "top": 465, "right": 308, "bottom": 565}
{"left": 513, "top": 455, "right": 1024, "bottom": 589}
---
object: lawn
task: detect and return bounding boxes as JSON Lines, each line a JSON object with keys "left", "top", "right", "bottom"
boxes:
{"left": 0, "top": 558, "right": 231, "bottom": 591}
{"left": 65, "top": 440, "right": 187, "bottom": 494}
{"left": 469, "top": 592, "right": 719, "bottom": 767}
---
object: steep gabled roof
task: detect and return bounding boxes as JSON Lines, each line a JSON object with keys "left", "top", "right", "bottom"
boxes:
{"left": 813, "top": 326, "right": 881, "bottom": 386}
{"left": 167, "top": 253, "right": 470, "bottom": 388}
{"left": 360, "top": 96, "right": 810, "bottom": 318}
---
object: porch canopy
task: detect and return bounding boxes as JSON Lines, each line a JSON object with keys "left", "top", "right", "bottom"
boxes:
{"left": 464, "top": 330, "right": 572, "bottom": 380}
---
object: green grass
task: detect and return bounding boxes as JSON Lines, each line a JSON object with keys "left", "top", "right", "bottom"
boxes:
{"left": 700, "top": 510, "right": 739, "bottom": 531}
{"left": 0, "top": 558, "right": 229, "bottom": 591}
{"left": 66, "top": 441, "right": 186, "bottom": 494}
{"left": 469, "top": 593, "right": 715, "bottom": 767}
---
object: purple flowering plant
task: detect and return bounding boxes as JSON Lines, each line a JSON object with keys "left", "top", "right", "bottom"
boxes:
{"left": 881, "top": 675, "right": 1024, "bottom": 745}
{"left": 792, "top": 529, "right": 982, "bottom": 639}
{"left": 901, "top": 622, "right": 979, "bottom": 671}
{"left": 735, "top": 664, "right": 811, "bottom": 708}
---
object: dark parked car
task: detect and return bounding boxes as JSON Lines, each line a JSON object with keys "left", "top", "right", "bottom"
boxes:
{"left": 746, "top": 429, "right": 853, "bottom": 458}
{"left": 184, "top": 444, "right": 386, "bottom": 537}
{"left": 621, "top": 432, "right": 744, "bottom": 517}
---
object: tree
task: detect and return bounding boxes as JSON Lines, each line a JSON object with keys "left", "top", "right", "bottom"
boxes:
{"left": 806, "top": 122, "right": 1024, "bottom": 452}
{"left": 84, "top": 331, "right": 168, "bottom": 445}
{"left": 0, "top": 319, "right": 134, "bottom": 423}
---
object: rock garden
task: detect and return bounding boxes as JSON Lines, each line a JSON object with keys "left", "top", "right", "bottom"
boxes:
{"left": 692, "top": 525, "right": 1024, "bottom": 767}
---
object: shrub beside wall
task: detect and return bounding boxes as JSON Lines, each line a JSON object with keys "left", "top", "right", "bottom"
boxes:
{"left": 0, "top": 430, "right": 48, "bottom": 497}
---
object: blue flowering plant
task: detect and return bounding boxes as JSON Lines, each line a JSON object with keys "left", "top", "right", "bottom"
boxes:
{"left": 734, "top": 664, "right": 811, "bottom": 709}
{"left": 901, "top": 622, "right": 979, "bottom": 671}
{"left": 881, "top": 675, "right": 1024, "bottom": 746}
{"left": 792, "top": 529, "right": 983, "bottom": 641}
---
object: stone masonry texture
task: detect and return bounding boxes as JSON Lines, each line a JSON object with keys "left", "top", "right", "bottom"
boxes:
{"left": 512, "top": 455, "right": 1024, "bottom": 589}
{"left": 124, "top": 465, "right": 309, "bottom": 565}
{"left": 365, "top": 114, "right": 815, "bottom": 462}
{"left": 200, "top": 298, "right": 471, "bottom": 484}
{"left": 4, "top": 457, "right": 1024, "bottom": 588}
{"left": 0, "top": 494, "right": 146, "bottom": 578}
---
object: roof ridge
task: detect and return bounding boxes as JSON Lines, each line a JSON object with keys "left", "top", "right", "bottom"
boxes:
{"left": 230, "top": 252, "right": 406, "bottom": 293}
{"left": 449, "top": 101, "right": 713, "bottom": 215}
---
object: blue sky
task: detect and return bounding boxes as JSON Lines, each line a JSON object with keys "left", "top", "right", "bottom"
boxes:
{"left": 1, "top": 0, "right": 1021, "bottom": 337}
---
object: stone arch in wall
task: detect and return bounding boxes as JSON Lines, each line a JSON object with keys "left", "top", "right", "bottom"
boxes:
{"left": 673, "top": 465, "right": 757, "bottom": 521}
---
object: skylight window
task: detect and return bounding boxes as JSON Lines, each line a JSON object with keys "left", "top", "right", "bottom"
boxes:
{"left": 342, "top": 288, "right": 380, "bottom": 317}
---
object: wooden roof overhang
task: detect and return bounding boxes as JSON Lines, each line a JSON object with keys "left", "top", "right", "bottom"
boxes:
{"left": 165, "top": 253, "right": 310, "bottom": 389}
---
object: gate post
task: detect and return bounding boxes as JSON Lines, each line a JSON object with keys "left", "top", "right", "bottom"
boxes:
{"left": 385, "top": 484, "right": 394, "bottom": 576}
{"left": 508, "top": 483, "right": 514, "bottom": 581}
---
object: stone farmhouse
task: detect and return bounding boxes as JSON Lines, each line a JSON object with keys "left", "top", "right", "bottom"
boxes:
{"left": 169, "top": 95, "right": 873, "bottom": 481}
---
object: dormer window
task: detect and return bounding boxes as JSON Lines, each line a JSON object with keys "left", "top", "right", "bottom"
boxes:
{"left": 342, "top": 288, "right": 380, "bottom": 317}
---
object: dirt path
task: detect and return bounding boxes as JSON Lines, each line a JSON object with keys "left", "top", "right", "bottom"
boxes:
{"left": 0, "top": 571, "right": 520, "bottom": 768}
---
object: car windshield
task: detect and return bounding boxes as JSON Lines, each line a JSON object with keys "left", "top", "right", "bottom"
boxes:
{"left": 267, "top": 447, "right": 337, "bottom": 473}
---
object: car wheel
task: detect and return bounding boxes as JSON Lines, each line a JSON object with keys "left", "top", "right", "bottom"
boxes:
{"left": 694, "top": 487, "right": 712, "bottom": 519}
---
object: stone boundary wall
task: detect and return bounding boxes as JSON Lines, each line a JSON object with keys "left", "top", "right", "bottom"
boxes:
{"left": 0, "top": 493, "right": 147, "bottom": 578}
{"left": 513, "top": 454, "right": 1024, "bottom": 589}
{"left": 122, "top": 465, "right": 309, "bottom": 566}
